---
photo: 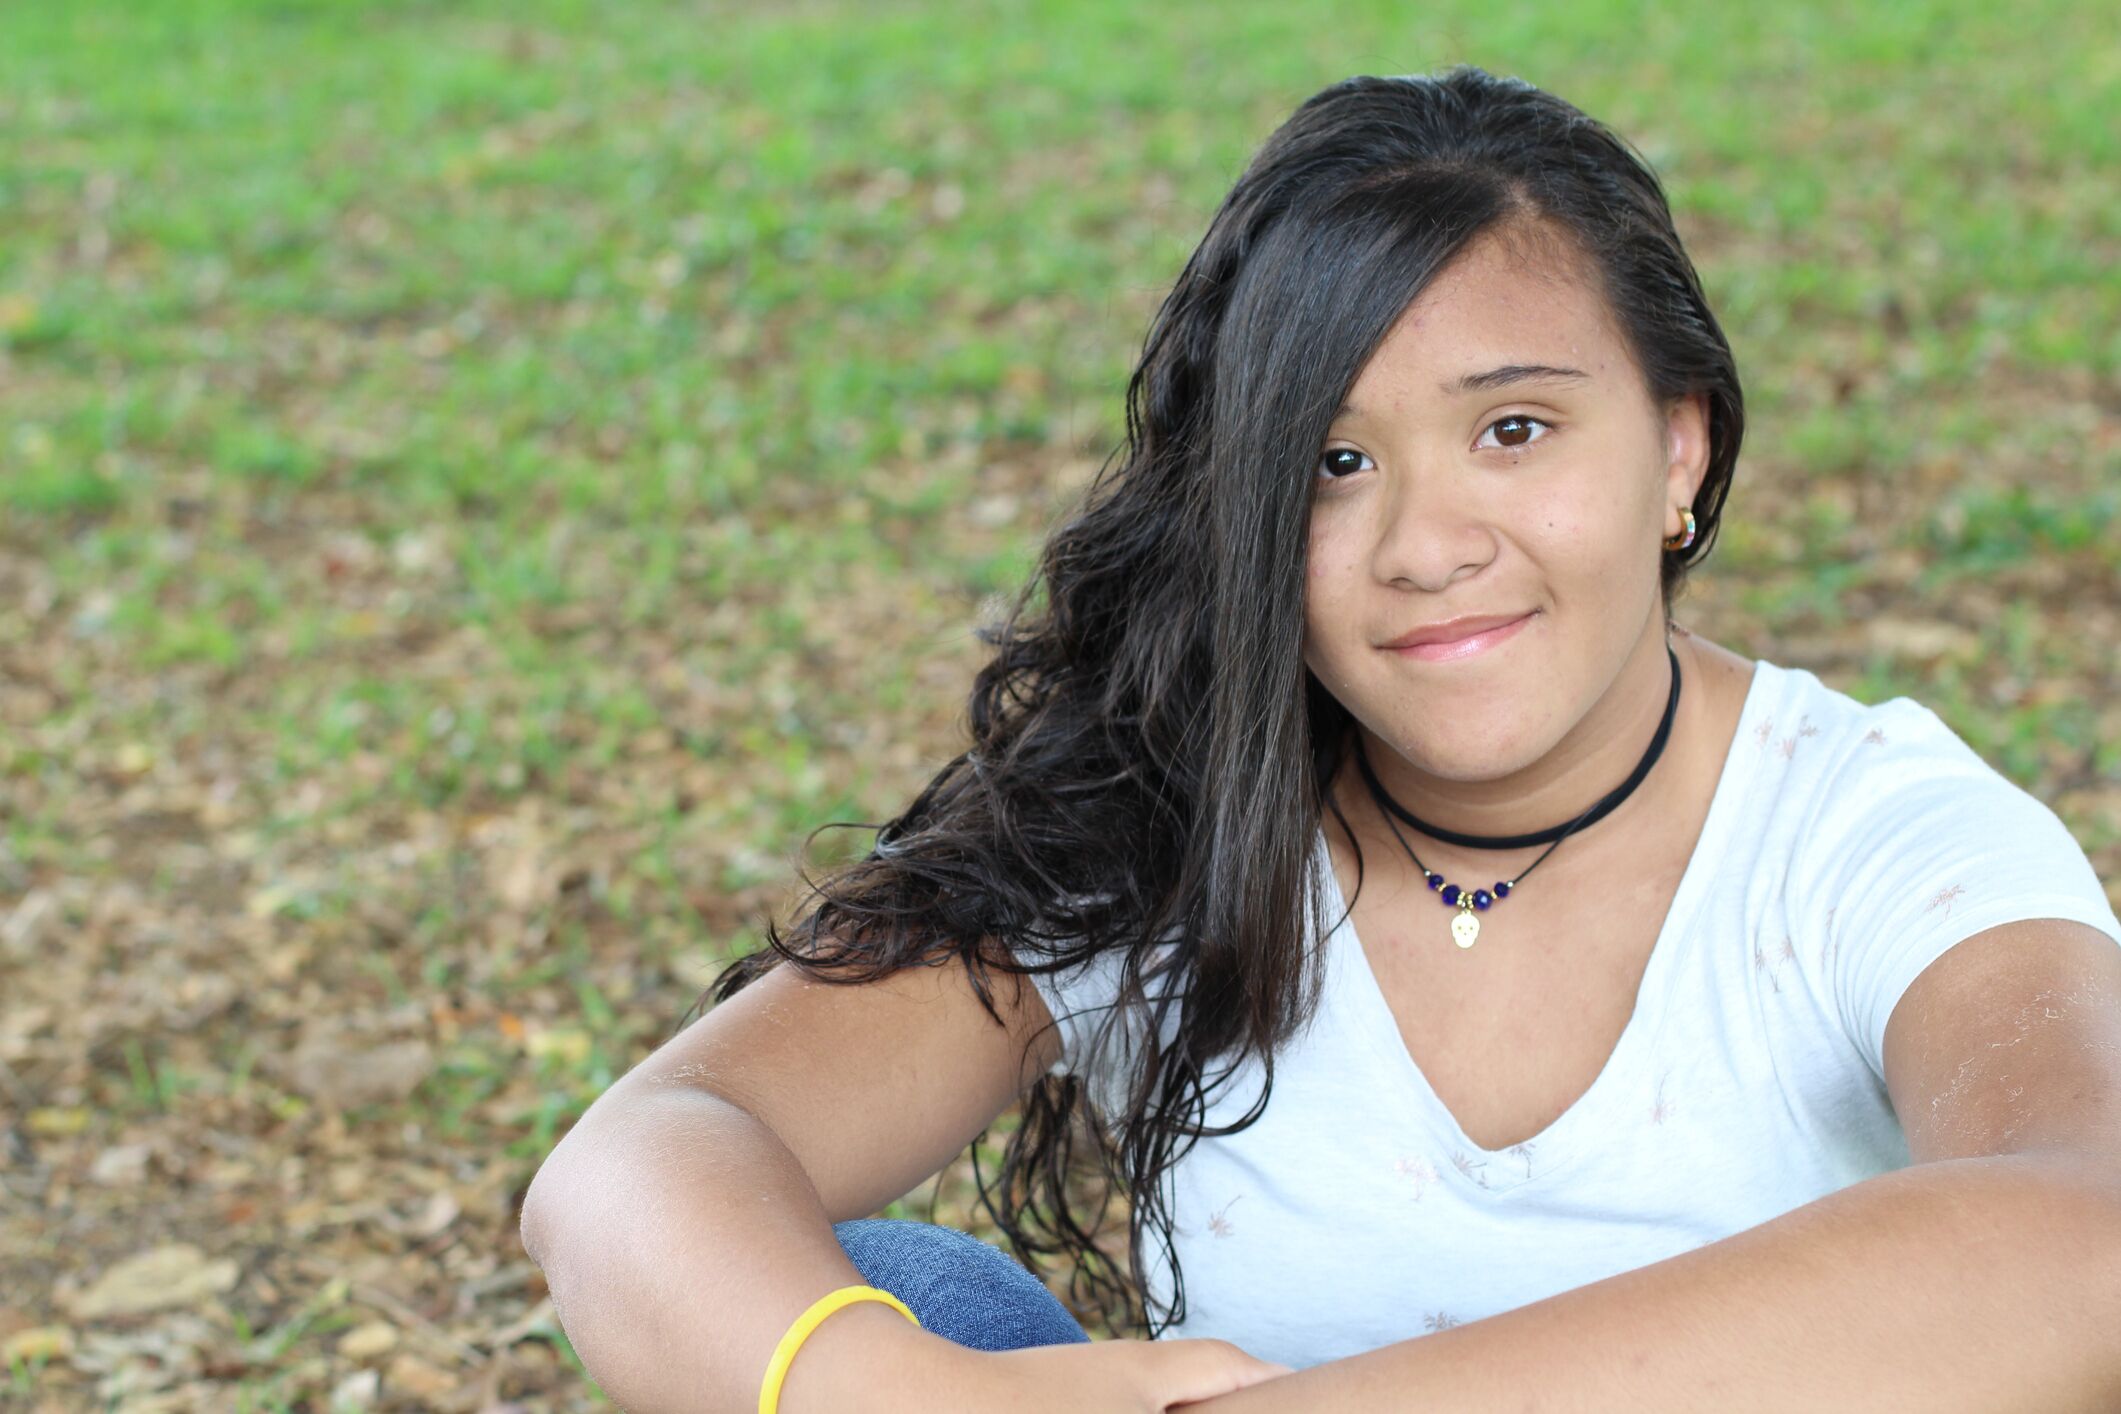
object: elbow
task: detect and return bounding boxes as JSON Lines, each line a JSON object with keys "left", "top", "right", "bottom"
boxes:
{"left": 517, "top": 1127, "right": 617, "bottom": 1370}
{"left": 516, "top": 1086, "right": 669, "bottom": 1282}
{"left": 518, "top": 1112, "right": 602, "bottom": 1277}
{"left": 518, "top": 1160, "right": 558, "bottom": 1271}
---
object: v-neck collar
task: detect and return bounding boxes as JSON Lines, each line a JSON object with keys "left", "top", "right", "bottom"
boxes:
{"left": 1314, "top": 659, "right": 1779, "bottom": 1195}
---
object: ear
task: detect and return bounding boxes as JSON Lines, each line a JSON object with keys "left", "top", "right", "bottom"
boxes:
{"left": 1661, "top": 390, "right": 1712, "bottom": 538}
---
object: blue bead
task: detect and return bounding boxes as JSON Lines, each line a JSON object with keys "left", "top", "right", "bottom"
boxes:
{"left": 1440, "top": 884, "right": 1460, "bottom": 906}
{"left": 1472, "top": 889, "right": 1492, "bottom": 909}
{"left": 1425, "top": 872, "right": 1443, "bottom": 891}
{"left": 1494, "top": 881, "right": 1512, "bottom": 898}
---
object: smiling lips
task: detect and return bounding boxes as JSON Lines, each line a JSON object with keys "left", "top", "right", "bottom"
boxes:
{"left": 1381, "top": 611, "right": 1535, "bottom": 662}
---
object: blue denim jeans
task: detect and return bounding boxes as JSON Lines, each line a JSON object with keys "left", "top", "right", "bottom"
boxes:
{"left": 832, "top": 1218, "right": 1093, "bottom": 1352}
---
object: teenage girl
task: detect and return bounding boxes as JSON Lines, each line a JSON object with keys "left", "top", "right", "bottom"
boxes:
{"left": 521, "top": 66, "right": 2121, "bottom": 1413}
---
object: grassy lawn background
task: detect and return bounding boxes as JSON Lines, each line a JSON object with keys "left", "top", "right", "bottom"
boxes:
{"left": 2, "top": 0, "right": 2116, "bottom": 1406}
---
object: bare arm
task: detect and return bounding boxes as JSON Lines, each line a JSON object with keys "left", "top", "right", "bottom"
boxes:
{"left": 1167, "top": 1150, "right": 2121, "bottom": 1413}
{"left": 1177, "top": 921, "right": 2121, "bottom": 1412}
{"left": 521, "top": 1085, "right": 977, "bottom": 1414}
{"left": 516, "top": 941, "right": 1293, "bottom": 1411}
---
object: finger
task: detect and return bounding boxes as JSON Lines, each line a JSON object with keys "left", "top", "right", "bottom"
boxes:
{"left": 1156, "top": 1339, "right": 1294, "bottom": 1404}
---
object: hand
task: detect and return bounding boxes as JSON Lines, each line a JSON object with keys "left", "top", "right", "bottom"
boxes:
{"left": 948, "top": 1335, "right": 1297, "bottom": 1412}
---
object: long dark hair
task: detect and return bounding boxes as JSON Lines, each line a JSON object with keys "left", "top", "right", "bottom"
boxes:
{"left": 691, "top": 64, "right": 1745, "bottom": 1337}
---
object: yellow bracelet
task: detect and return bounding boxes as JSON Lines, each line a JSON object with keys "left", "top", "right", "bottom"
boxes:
{"left": 758, "top": 1283, "right": 921, "bottom": 1414}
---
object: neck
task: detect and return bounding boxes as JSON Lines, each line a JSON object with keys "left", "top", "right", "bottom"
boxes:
{"left": 1332, "top": 619, "right": 1695, "bottom": 856}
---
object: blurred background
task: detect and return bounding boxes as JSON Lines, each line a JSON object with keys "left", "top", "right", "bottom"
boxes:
{"left": 3, "top": 0, "right": 2117, "bottom": 1407}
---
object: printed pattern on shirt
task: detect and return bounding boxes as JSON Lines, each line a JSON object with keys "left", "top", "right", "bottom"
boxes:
{"left": 1648, "top": 1067, "right": 1677, "bottom": 1126}
{"left": 1390, "top": 1142, "right": 1536, "bottom": 1201}
{"left": 1759, "top": 711, "right": 1821, "bottom": 760}
{"left": 1449, "top": 1150, "right": 1492, "bottom": 1189}
{"left": 1753, "top": 934, "right": 1798, "bottom": 993}
{"left": 1393, "top": 1154, "right": 1440, "bottom": 1200}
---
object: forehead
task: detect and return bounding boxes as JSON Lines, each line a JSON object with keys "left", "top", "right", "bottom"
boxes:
{"left": 1347, "top": 221, "right": 1630, "bottom": 403}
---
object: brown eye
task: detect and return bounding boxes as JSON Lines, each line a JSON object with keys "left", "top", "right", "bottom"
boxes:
{"left": 1478, "top": 415, "right": 1553, "bottom": 451}
{"left": 1315, "top": 447, "right": 1373, "bottom": 482}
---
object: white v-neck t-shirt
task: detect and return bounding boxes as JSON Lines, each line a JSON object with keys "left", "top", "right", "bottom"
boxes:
{"left": 1019, "top": 658, "right": 2121, "bottom": 1370}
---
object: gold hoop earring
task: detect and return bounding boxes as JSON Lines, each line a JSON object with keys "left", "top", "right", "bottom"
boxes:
{"left": 1663, "top": 506, "right": 1697, "bottom": 552}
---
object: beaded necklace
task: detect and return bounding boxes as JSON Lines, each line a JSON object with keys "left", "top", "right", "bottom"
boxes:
{"left": 1351, "top": 641, "right": 1682, "bottom": 949}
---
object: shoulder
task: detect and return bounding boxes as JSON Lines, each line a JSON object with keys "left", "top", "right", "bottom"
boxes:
{"left": 1762, "top": 664, "right": 2114, "bottom": 933}
{"left": 1739, "top": 662, "right": 2108, "bottom": 916}
{"left": 1763, "top": 678, "right": 2120, "bottom": 1082}
{"left": 1748, "top": 660, "right": 1985, "bottom": 807}
{"left": 1679, "top": 635, "right": 1893, "bottom": 771}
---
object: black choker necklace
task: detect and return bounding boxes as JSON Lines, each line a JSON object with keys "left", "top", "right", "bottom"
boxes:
{"left": 1351, "top": 641, "right": 1682, "bottom": 950}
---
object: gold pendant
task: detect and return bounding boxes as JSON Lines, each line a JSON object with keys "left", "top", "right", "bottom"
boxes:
{"left": 1450, "top": 909, "right": 1481, "bottom": 949}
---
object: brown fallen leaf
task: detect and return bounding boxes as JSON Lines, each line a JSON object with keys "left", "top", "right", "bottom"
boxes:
{"left": 1863, "top": 615, "right": 1980, "bottom": 660}
{"left": 338, "top": 1320, "right": 399, "bottom": 1361}
{"left": 88, "top": 1142, "right": 155, "bottom": 1186}
{"left": 280, "top": 1032, "right": 435, "bottom": 1111}
{"left": 62, "top": 1243, "right": 240, "bottom": 1320}
{"left": 387, "top": 1351, "right": 461, "bottom": 1401}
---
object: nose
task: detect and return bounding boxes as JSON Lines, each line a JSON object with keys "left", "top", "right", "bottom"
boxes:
{"left": 1369, "top": 465, "right": 1497, "bottom": 593}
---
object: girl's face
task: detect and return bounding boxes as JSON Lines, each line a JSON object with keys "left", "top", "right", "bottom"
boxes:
{"left": 1301, "top": 223, "right": 1709, "bottom": 784}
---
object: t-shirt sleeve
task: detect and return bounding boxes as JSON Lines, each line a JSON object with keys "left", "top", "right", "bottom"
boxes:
{"left": 1796, "top": 698, "right": 2121, "bottom": 1085}
{"left": 1017, "top": 947, "right": 1121, "bottom": 1079}
{"left": 1010, "top": 922, "right": 1186, "bottom": 1121}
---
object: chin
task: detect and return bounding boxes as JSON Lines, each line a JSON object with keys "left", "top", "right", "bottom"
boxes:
{"left": 1375, "top": 719, "right": 1545, "bottom": 783}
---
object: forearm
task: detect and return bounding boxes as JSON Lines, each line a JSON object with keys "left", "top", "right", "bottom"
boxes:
{"left": 520, "top": 1085, "right": 967, "bottom": 1414}
{"left": 1188, "top": 1151, "right": 2121, "bottom": 1413}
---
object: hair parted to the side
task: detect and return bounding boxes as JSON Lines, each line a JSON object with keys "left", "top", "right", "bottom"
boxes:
{"left": 688, "top": 64, "right": 1745, "bottom": 1338}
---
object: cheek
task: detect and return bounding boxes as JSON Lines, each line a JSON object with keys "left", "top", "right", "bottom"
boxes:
{"left": 1301, "top": 526, "right": 1339, "bottom": 609}
{"left": 1303, "top": 524, "right": 1360, "bottom": 610}
{"left": 1306, "top": 511, "right": 1361, "bottom": 576}
{"left": 1522, "top": 479, "right": 1643, "bottom": 571}
{"left": 1302, "top": 545, "right": 1358, "bottom": 658}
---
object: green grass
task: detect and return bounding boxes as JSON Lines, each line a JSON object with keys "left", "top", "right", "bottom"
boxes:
{"left": 3, "top": 0, "right": 2116, "bottom": 1406}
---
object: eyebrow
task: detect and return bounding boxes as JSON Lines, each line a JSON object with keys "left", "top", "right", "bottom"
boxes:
{"left": 1334, "top": 363, "right": 1592, "bottom": 418}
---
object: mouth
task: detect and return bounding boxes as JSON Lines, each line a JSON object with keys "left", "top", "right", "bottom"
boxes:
{"left": 1382, "top": 611, "right": 1536, "bottom": 663}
